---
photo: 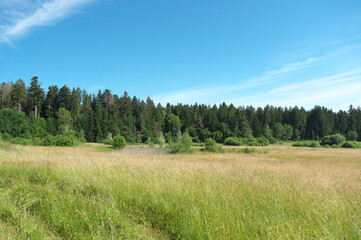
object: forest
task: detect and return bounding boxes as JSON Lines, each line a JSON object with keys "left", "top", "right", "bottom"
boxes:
{"left": 1, "top": 76, "right": 361, "bottom": 146}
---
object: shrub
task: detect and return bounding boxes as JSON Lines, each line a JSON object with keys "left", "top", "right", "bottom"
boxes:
{"left": 192, "top": 136, "right": 201, "bottom": 143}
{"left": 103, "top": 138, "right": 113, "bottom": 145}
{"left": 321, "top": 134, "right": 346, "bottom": 146}
{"left": 245, "top": 136, "right": 259, "bottom": 146}
{"left": 112, "top": 135, "right": 127, "bottom": 149}
{"left": 309, "top": 142, "right": 321, "bottom": 148}
{"left": 0, "top": 108, "right": 30, "bottom": 138}
{"left": 42, "top": 135, "right": 56, "bottom": 146}
{"left": 342, "top": 141, "right": 361, "bottom": 148}
{"left": 268, "top": 136, "right": 278, "bottom": 144}
{"left": 204, "top": 138, "right": 224, "bottom": 153}
{"left": 243, "top": 147, "right": 256, "bottom": 154}
{"left": 169, "top": 132, "right": 193, "bottom": 154}
{"left": 55, "top": 134, "right": 77, "bottom": 147}
{"left": 346, "top": 131, "right": 358, "bottom": 141}
{"left": 103, "top": 133, "right": 113, "bottom": 145}
{"left": 256, "top": 136, "right": 269, "bottom": 146}
{"left": 292, "top": 141, "right": 321, "bottom": 148}
{"left": 10, "top": 137, "right": 32, "bottom": 145}
{"left": 224, "top": 137, "right": 243, "bottom": 146}
{"left": 145, "top": 137, "right": 155, "bottom": 147}
{"left": 32, "top": 137, "right": 43, "bottom": 146}
{"left": 157, "top": 133, "right": 166, "bottom": 148}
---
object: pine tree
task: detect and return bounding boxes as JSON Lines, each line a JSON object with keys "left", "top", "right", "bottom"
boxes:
{"left": 10, "top": 79, "right": 27, "bottom": 111}
{"left": 27, "top": 77, "right": 45, "bottom": 118}
{"left": 44, "top": 85, "right": 59, "bottom": 119}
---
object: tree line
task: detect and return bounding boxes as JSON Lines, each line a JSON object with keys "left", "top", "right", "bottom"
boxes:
{"left": 1, "top": 76, "right": 361, "bottom": 144}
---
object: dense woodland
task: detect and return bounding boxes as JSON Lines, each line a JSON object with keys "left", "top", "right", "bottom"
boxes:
{"left": 1, "top": 76, "right": 361, "bottom": 144}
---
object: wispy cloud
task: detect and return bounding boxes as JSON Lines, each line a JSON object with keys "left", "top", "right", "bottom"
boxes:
{"left": 88, "top": 85, "right": 104, "bottom": 93}
{"left": 153, "top": 36, "right": 361, "bottom": 110}
{"left": 152, "top": 57, "right": 321, "bottom": 105}
{"left": 226, "top": 69, "right": 361, "bottom": 110}
{"left": 0, "top": 0, "right": 94, "bottom": 44}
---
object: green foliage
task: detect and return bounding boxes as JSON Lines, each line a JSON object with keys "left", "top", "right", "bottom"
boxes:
{"left": 42, "top": 135, "right": 56, "bottom": 146}
{"left": 273, "top": 123, "right": 293, "bottom": 140}
{"left": 292, "top": 141, "right": 321, "bottom": 148}
{"left": 212, "top": 131, "right": 224, "bottom": 143}
{"left": 268, "top": 136, "right": 278, "bottom": 144}
{"left": 32, "top": 118, "right": 47, "bottom": 138}
{"left": 169, "top": 132, "right": 193, "bottom": 154}
{"left": 165, "top": 114, "right": 182, "bottom": 140}
{"left": 224, "top": 137, "right": 243, "bottom": 146}
{"left": 112, "top": 135, "right": 127, "bottom": 149}
{"left": 57, "top": 108, "right": 72, "bottom": 133}
{"left": 245, "top": 136, "right": 259, "bottom": 146}
{"left": 0, "top": 108, "right": 30, "bottom": 138}
{"left": 342, "top": 141, "right": 361, "bottom": 148}
{"left": 157, "top": 132, "right": 166, "bottom": 148}
{"left": 1, "top": 78, "right": 361, "bottom": 147}
{"left": 103, "top": 133, "right": 113, "bottom": 145}
{"left": 8, "top": 137, "right": 32, "bottom": 145}
{"left": 145, "top": 137, "right": 155, "bottom": 147}
{"left": 224, "top": 136, "right": 270, "bottom": 146}
{"left": 54, "top": 131, "right": 79, "bottom": 146}
{"left": 346, "top": 131, "right": 358, "bottom": 141}
{"left": 256, "top": 136, "right": 270, "bottom": 146}
{"left": 203, "top": 138, "right": 224, "bottom": 153}
{"left": 321, "top": 134, "right": 346, "bottom": 146}
{"left": 242, "top": 147, "right": 256, "bottom": 153}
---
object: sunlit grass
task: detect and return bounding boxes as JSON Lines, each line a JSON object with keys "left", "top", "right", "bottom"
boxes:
{"left": 0, "top": 143, "right": 360, "bottom": 239}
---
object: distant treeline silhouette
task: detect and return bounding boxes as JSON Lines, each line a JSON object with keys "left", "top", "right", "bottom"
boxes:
{"left": 1, "top": 76, "right": 360, "bottom": 143}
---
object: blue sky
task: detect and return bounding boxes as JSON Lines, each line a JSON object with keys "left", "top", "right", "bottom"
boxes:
{"left": 0, "top": 0, "right": 361, "bottom": 110}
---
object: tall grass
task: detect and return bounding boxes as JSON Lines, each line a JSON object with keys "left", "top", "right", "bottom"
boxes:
{"left": 0, "top": 143, "right": 360, "bottom": 239}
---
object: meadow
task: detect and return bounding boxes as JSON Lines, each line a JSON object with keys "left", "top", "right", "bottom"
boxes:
{"left": 0, "top": 142, "right": 360, "bottom": 239}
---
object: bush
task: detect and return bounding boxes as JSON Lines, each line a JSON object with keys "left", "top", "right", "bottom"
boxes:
{"left": 55, "top": 134, "right": 77, "bottom": 147}
{"left": 204, "top": 138, "right": 224, "bottom": 153}
{"left": 292, "top": 141, "right": 321, "bottom": 148}
{"left": 169, "top": 132, "right": 193, "bottom": 154}
{"left": 157, "top": 132, "right": 166, "bottom": 148}
{"left": 245, "top": 136, "right": 259, "bottom": 146}
{"left": 0, "top": 108, "right": 31, "bottom": 138}
{"left": 10, "top": 137, "right": 32, "bottom": 145}
{"left": 346, "top": 131, "right": 358, "bottom": 141}
{"left": 342, "top": 141, "right": 361, "bottom": 148}
{"left": 112, "top": 135, "right": 127, "bottom": 149}
{"left": 103, "top": 138, "right": 113, "bottom": 145}
{"left": 268, "top": 136, "right": 278, "bottom": 144}
{"left": 145, "top": 137, "right": 155, "bottom": 147}
{"left": 103, "top": 133, "right": 113, "bottom": 145}
{"left": 243, "top": 147, "right": 256, "bottom": 154}
{"left": 42, "top": 135, "right": 56, "bottom": 146}
{"left": 32, "top": 137, "right": 43, "bottom": 146}
{"left": 256, "top": 136, "right": 270, "bottom": 146}
{"left": 224, "top": 137, "right": 243, "bottom": 146}
{"left": 321, "top": 134, "right": 346, "bottom": 146}
{"left": 309, "top": 142, "right": 321, "bottom": 148}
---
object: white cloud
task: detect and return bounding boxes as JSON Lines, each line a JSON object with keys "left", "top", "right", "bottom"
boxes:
{"left": 88, "top": 85, "right": 104, "bottom": 93}
{"left": 0, "top": 0, "right": 94, "bottom": 44}
{"left": 268, "top": 68, "right": 361, "bottom": 94}
{"left": 265, "top": 57, "right": 320, "bottom": 76}
{"left": 152, "top": 57, "right": 321, "bottom": 105}
{"left": 226, "top": 69, "right": 361, "bottom": 110}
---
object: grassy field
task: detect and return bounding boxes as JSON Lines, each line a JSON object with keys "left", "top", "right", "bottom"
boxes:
{"left": 0, "top": 142, "right": 360, "bottom": 239}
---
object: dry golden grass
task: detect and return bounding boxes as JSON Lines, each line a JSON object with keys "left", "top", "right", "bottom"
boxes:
{"left": 0, "top": 143, "right": 360, "bottom": 239}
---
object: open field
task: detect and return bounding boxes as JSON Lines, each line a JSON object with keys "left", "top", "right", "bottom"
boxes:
{"left": 0, "top": 143, "right": 360, "bottom": 239}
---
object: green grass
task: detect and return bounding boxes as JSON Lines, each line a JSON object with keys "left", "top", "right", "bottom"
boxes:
{"left": 0, "top": 143, "right": 360, "bottom": 239}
